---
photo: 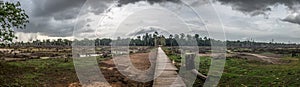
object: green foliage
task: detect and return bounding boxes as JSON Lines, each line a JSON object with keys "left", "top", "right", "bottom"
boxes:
{"left": 0, "top": 1, "right": 29, "bottom": 44}
{"left": 218, "top": 58, "right": 300, "bottom": 86}
{"left": 0, "top": 59, "right": 77, "bottom": 86}
{"left": 165, "top": 51, "right": 300, "bottom": 86}
{"left": 168, "top": 54, "right": 182, "bottom": 62}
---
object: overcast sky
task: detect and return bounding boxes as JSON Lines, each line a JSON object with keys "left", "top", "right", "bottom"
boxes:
{"left": 5, "top": 0, "right": 300, "bottom": 43}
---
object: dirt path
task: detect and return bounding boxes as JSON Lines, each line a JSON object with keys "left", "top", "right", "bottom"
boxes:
{"left": 69, "top": 53, "right": 155, "bottom": 87}
{"left": 237, "top": 53, "right": 281, "bottom": 64}
{"left": 198, "top": 52, "right": 282, "bottom": 64}
{"left": 101, "top": 53, "right": 155, "bottom": 87}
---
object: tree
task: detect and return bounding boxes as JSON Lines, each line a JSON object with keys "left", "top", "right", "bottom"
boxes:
{"left": 57, "top": 39, "right": 63, "bottom": 45}
{"left": 180, "top": 33, "right": 185, "bottom": 39}
{"left": 63, "top": 39, "right": 71, "bottom": 46}
{"left": 169, "top": 34, "right": 173, "bottom": 46}
{"left": 159, "top": 35, "right": 166, "bottom": 46}
{"left": 153, "top": 31, "right": 158, "bottom": 46}
{"left": 194, "top": 34, "right": 200, "bottom": 46}
{"left": 194, "top": 34, "right": 199, "bottom": 40}
{"left": 135, "top": 36, "right": 143, "bottom": 46}
{"left": 143, "top": 33, "right": 150, "bottom": 46}
{"left": 174, "top": 34, "right": 179, "bottom": 39}
{"left": 186, "top": 34, "right": 192, "bottom": 41}
{"left": 45, "top": 39, "right": 51, "bottom": 46}
{"left": 0, "top": 1, "right": 29, "bottom": 44}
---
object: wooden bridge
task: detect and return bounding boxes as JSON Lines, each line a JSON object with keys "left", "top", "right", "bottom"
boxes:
{"left": 153, "top": 47, "right": 186, "bottom": 87}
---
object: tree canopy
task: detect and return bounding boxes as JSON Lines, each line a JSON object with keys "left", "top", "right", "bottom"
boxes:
{"left": 0, "top": 1, "right": 29, "bottom": 44}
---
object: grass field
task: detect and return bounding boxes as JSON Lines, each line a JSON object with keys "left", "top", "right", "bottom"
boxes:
{"left": 0, "top": 59, "right": 78, "bottom": 86}
{"left": 168, "top": 54, "right": 300, "bottom": 86}
{"left": 1, "top": 48, "right": 299, "bottom": 86}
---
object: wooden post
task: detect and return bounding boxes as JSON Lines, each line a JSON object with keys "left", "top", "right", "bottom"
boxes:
{"left": 185, "top": 53, "right": 195, "bottom": 70}
{"left": 185, "top": 53, "right": 207, "bottom": 79}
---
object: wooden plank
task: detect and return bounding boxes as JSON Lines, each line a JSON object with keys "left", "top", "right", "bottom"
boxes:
{"left": 153, "top": 47, "right": 186, "bottom": 87}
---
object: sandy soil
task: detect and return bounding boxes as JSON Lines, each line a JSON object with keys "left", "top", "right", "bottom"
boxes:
{"left": 234, "top": 52, "right": 283, "bottom": 64}
{"left": 69, "top": 53, "right": 154, "bottom": 87}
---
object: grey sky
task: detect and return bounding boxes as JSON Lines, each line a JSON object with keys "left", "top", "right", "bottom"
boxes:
{"left": 4, "top": 0, "right": 300, "bottom": 43}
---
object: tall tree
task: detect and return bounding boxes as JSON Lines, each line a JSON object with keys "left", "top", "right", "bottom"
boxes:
{"left": 153, "top": 31, "right": 158, "bottom": 46}
{"left": 180, "top": 33, "right": 185, "bottom": 40}
{"left": 194, "top": 34, "right": 199, "bottom": 40}
{"left": 169, "top": 34, "right": 173, "bottom": 46}
{"left": 0, "top": 1, "right": 29, "bottom": 44}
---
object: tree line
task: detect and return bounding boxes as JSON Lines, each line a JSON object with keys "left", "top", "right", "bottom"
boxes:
{"left": 9, "top": 32, "right": 217, "bottom": 47}
{"left": 4, "top": 32, "right": 299, "bottom": 48}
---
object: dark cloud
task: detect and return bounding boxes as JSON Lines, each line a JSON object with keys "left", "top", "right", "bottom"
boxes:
{"left": 282, "top": 13, "right": 300, "bottom": 25}
{"left": 31, "top": 0, "right": 113, "bottom": 19}
{"left": 18, "top": 0, "right": 206, "bottom": 37}
{"left": 216, "top": 0, "right": 300, "bottom": 15}
{"left": 52, "top": 8, "right": 80, "bottom": 20}
{"left": 18, "top": 17, "right": 75, "bottom": 37}
{"left": 117, "top": 0, "right": 180, "bottom": 7}
{"left": 216, "top": 0, "right": 300, "bottom": 25}
{"left": 186, "top": 0, "right": 210, "bottom": 7}
{"left": 84, "top": 0, "right": 112, "bottom": 15}
{"left": 31, "top": 0, "right": 86, "bottom": 18}
{"left": 23, "top": 0, "right": 185, "bottom": 37}
{"left": 18, "top": 0, "right": 113, "bottom": 37}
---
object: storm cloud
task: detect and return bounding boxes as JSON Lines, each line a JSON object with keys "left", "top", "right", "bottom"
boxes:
{"left": 282, "top": 13, "right": 300, "bottom": 25}
{"left": 117, "top": 0, "right": 181, "bottom": 6}
{"left": 31, "top": 0, "right": 86, "bottom": 19}
{"left": 116, "top": 0, "right": 300, "bottom": 25}
{"left": 17, "top": 0, "right": 201, "bottom": 37}
{"left": 216, "top": 0, "right": 300, "bottom": 25}
{"left": 5, "top": 0, "right": 300, "bottom": 43}
{"left": 16, "top": 0, "right": 113, "bottom": 37}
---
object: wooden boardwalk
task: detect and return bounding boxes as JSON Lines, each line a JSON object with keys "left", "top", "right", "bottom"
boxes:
{"left": 153, "top": 47, "right": 186, "bottom": 87}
